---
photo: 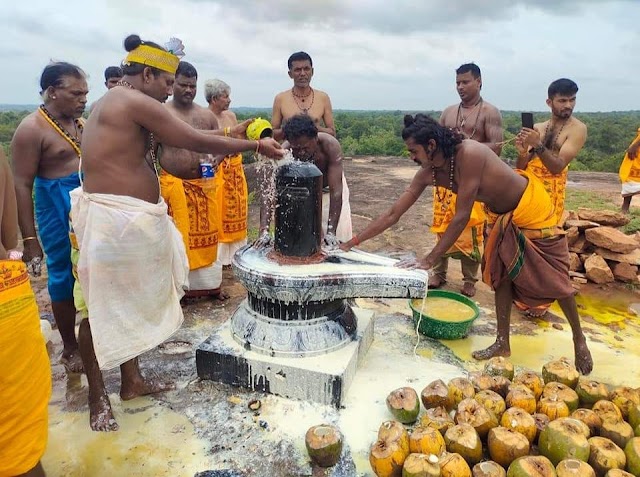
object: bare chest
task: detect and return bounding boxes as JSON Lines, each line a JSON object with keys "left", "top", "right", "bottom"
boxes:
{"left": 281, "top": 94, "right": 325, "bottom": 124}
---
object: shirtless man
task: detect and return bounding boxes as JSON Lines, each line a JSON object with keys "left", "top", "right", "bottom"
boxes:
{"left": 205, "top": 78, "right": 251, "bottom": 266}
{"left": 271, "top": 51, "right": 335, "bottom": 140}
{"left": 11, "top": 62, "right": 88, "bottom": 373}
{"left": 434, "top": 63, "right": 503, "bottom": 297}
{"left": 341, "top": 114, "right": 592, "bottom": 375}
{"left": 515, "top": 78, "right": 587, "bottom": 317}
{"left": 257, "top": 114, "right": 346, "bottom": 247}
{"left": 72, "top": 34, "right": 282, "bottom": 431}
{"left": 104, "top": 66, "right": 123, "bottom": 89}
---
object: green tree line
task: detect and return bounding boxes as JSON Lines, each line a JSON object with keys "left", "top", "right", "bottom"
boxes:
{"left": 3, "top": 109, "right": 639, "bottom": 172}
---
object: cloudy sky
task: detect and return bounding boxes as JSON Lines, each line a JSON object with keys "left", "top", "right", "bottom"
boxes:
{"left": 3, "top": 0, "right": 638, "bottom": 112}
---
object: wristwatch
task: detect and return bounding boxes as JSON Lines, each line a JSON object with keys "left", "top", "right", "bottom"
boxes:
{"left": 532, "top": 144, "right": 545, "bottom": 155}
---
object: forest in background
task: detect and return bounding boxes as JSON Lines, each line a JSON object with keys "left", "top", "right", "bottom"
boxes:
{"left": 2, "top": 108, "right": 639, "bottom": 172}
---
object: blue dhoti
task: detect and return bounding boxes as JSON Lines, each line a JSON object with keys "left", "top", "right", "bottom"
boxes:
{"left": 34, "top": 172, "right": 81, "bottom": 302}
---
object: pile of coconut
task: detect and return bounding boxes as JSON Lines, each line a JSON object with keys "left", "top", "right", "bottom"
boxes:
{"left": 360, "top": 357, "right": 640, "bottom": 476}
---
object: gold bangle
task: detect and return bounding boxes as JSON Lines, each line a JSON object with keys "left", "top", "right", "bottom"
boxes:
{"left": 224, "top": 127, "right": 230, "bottom": 137}
{"left": 22, "top": 236, "right": 38, "bottom": 241}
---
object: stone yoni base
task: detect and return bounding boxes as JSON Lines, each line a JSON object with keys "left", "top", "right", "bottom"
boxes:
{"left": 196, "top": 308, "right": 374, "bottom": 407}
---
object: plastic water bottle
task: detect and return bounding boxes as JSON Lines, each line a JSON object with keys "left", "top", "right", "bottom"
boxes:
{"left": 199, "top": 161, "right": 216, "bottom": 195}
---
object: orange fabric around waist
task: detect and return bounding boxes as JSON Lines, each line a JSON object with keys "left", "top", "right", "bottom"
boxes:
{"left": 215, "top": 154, "right": 248, "bottom": 243}
{"left": 619, "top": 129, "right": 640, "bottom": 183}
{"left": 525, "top": 157, "right": 567, "bottom": 224}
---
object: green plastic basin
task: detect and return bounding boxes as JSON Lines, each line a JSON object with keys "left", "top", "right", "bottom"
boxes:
{"left": 408, "top": 289, "right": 480, "bottom": 340}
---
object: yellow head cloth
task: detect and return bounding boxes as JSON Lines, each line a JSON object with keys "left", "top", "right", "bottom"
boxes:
{"left": 124, "top": 45, "right": 179, "bottom": 74}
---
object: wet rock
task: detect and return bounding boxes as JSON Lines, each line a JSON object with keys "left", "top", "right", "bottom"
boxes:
{"left": 565, "top": 226, "right": 580, "bottom": 246}
{"left": 584, "top": 254, "right": 615, "bottom": 284}
{"left": 594, "top": 247, "right": 640, "bottom": 265}
{"left": 564, "top": 219, "right": 600, "bottom": 230}
{"left": 577, "top": 208, "right": 630, "bottom": 227}
{"left": 585, "top": 226, "right": 638, "bottom": 254}
{"left": 569, "top": 252, "right": 583, "bottom": 272}
{"left": 612, "top": 262, "right": 639, "bottom": 283}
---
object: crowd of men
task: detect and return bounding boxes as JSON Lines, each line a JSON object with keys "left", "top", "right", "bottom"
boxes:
{"left": 3, "top": 32, "right": 640, "bottom": 475}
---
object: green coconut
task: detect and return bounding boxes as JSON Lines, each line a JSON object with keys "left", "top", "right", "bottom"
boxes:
{"left": 485, "top": 357, "right": 515, "bottom": 380}
{"left": 491, "top": 376, "right": 513, "bottom": 398}
{"left": 448, "top": 377, "right": 476, "bottom": 410}
{"left": 629, "top": 404, "right": 640, "bottom": 430}
{"left": 513, "top": 371, "right": 545, "bottom": 401}
{"left": 542, "top": 382, "right": 580, "bottom": 413}
{"left": 387, "top": 387, "right": 421, "bottom": 424}
{"left": 600, "top": 419, "right": 634, "bottom": 450}
{"left": 605, "top": 469, "right": 635, "bottom": 477}
{"left": 542, "top": 358, "right": 580, "bottom": 389}
{"left": 587, "top": 436, "right": 626, "bottom": 476}
{"left": 609, "top": 387, "right": 640, "bottom": 421}
{"left": 444, "top": 423, "right": 483, "bottom": 466}
{"left": 575, "top": 379, "right": 610, "bottom": 408}
{"left": 636, "top": 424, "right": 640, "bottom": 438}
{"left": 402, "top": 453, "right": 441, "bottom": 477}
{"left": 421, "top": 379, "right": 454, "bottom": 411}
{"left": 488, "top": 426, "right": 531, "bottom": 468}
{"left": 592, "top": 400, "right": 624, "bottom": 425}
{"left": 538, "top": 418, "right": 591, "bottom": 466}
{"left": 533, "top": 413, "right": 551, "bottom": 444}
{"left": 439, "top": 452, "right": 472, "bottom": 477}
{"left": 408, "top": 426, "right": 446, "bottom": 456}
{"left": 501, "top": 407, "right": 538, "bottom": 444}
{"left": 556, "top": 458, "right": 596, "bottom": 477}
{"left": 455, "top": 397, "right": 499, "bottom": 439}
{"left": 419, "top": 406, "right": 456, "bottom": 434}
{"left": 470, "top": 371, "right": 497, "bottom": 393}
{"left": 571, "top": 409, "right": 603, "bottom": 437}
{"left": 472, "top": 460, "right": 507, "bottom": 477}
{"left": 506, "top": 455, "right": 557, "bottom": 477}
{"left": 476, "top": 389, "right": 507, "bottom": 421}
{"left": 506, "top": 385, "right": 537, "bottom": 415}
{"left": 305, "top": 424, "right": 343, "bottom": 467}
{"left": 624, "top": 436, "right": 640, "bottom": 476}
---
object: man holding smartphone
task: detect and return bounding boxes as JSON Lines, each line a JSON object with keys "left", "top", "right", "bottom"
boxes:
{"left": 515, "top": 78, "right": 587, "bottom": 317}
{"left": 436, "top": 63, "right": 504, "bottom": 297}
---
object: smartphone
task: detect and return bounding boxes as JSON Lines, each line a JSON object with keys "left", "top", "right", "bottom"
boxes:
{"left": 521, "top": 112, "right": 534, "bottom": 129}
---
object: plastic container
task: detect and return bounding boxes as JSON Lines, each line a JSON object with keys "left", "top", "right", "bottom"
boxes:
{"left": 409, "top": 290, "right": 480, "bottom": 340}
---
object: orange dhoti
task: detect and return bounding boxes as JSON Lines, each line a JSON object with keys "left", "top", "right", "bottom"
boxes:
{"left": 215, "top": 154, "right": 248, "bottom": 266}
{"left": 0, "top": 261, "right": 51, "bottom": 476}
{"left": 619, "top": 128, "right": 640, "bottom": 197}
{"left": 160, "top": 172, "right": 221, "bottom": 293}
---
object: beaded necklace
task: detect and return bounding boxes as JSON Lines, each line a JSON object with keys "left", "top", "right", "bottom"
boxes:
{"left": 456, "top": 98, "right": 483, "bottom": 140}
{"left": 542, "top": 118, "right": 568, "bottom": 151}
{"left": 292, "top": 87, "right": 314, "bottom": 114}
{"left": 38, "top": 105, "right": 83, "bottom": 158}
{"left": 432, "top": 155, "right": 455, "bottom": 213}
{"left": 116, "top": 80, "right": 160, "bottom": 174}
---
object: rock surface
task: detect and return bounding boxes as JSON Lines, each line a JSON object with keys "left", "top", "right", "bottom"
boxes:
{"left": 577, "top": 208, "right": 630, "bottom": 227}
{"left": 585, "top": 226, "right": 638, "bottom": 254}
{"left": 584, "top": 253, "right": 615, "bottom": 284}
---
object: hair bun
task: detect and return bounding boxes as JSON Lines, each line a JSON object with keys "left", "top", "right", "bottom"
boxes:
{"left": 403, "top": 114, "right": 415, "bottom": 127}
{"left": 124, "top": 34, "right": 143, "bottom": 52}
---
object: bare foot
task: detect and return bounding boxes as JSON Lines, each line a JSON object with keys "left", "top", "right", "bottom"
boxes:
{"left": 120, "top": 378, "right": 175, "bottom": 401}
{"left": 89, "top": 393, "right": 119, "bottom": 432}
{"left": 428, "top": 275, "right": 445, "bottom": 289}
{"left": 60, "top": 349, "right": 84, "bottom": 374}
{"left": 574, "top": 340, "right": 593, "bottom": 375}
{"left": 472, "top": 341, "right": 511, "bottom": 361}
{"left": 212, "top": 290, "right": 230, "bottom": 301}
{"left": 461, "top": 282, "right": 476, "bottom": 297}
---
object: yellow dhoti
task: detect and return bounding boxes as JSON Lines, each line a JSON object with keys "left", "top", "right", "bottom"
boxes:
{"left": 0, "top": 261, "right": 51, "bottom": 476}
{"left": 215, "top": 154, "right": 248, "bottom": 266}
{"left": 525, "top": 157, "right": 566, "bottom": 225}
{"left": 619, "top": 129, "right": 640, "bottom": 197}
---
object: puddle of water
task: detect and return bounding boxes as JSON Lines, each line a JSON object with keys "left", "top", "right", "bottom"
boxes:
{"left": 550, "top": 291, "right": 639, "bottom": 327}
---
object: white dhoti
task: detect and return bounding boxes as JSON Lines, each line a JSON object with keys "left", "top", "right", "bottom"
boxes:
{"left": 322, "top": 174, "right": 353, "bottom": 243}
{"left": 70, "top": 188, "right": 189, "bottom": 370}
{"left": 188, "top": 261, "right": 223, "bottom": 292}
{"left": 216, "top": 239, "right": 247, "bottom": 267}
{"left": 622, "top": 182, "right": 640, "bottom": 197}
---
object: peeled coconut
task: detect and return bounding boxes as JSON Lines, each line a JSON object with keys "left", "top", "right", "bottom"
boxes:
{"left": 456, "top": 397, "right": 499, "bottom": 439}
{"left": 476, "top": 389, "right": 508, "bottom": 421}
{"left": 449, "top": 377, "right": 476, "bottom": 409}
{"left": 533, "top": 413, "right": 551, "bottom": 444}
{"left": 387, "top": 387, "right": 421, "bottom": 424}
{"left": 370, "top": 437, "right": 408, "bottom": 477}
{"left": 537, "top": 396, "right": 571, "bottom": 421}
{"left": 556, "top": 458, "right": 596, "bottom": 477}
{"left": 501, "top": 407, "right": 538, "bottom": 444}
{"left": 470, "top": 371, "right": 497, "bottom": 393}
{"left": 491, "top": 376, "right": 513, "bottom": 398}
{"left": 378, "top": 420, "right": 410, "bottom": 455}
{"left": 421, "top": 379, "right": 454, "bottom": 411}
{"left": 402, "top": 453, "right": 441, "bottom": 477}
{"left": 513, "top": 371, "right": 545, "bottom": 401}
{"left": 444, "top": 423, "right": 483, "bottom": 466}
{"left": 506, "top": 385, "right": 537, "bottom": 415}
{"left": 538, "top": 417, "right": 591, "bottom": 466}
{"left": 439, "top": 452, "right": 472, "bottom": 477}
{"left": 600, "top": 419, "right": 634, "bottom": 450}
{"left": 592, "top": 400, "right": 624, "bottom": 425}
{"left": 542, "top": 358, "right": 580, "bottom": 389}
{"left": 576, "top": 379, "right": 610, "bottom": 408}
{"left": 506, "top": 455, "right": 557, "bottom": 476}
{"left": 419, "top": 406, "right": 455, "bottom": 434}
{"left": 542, "top": 382, "right": 579, "bottom": 413}
{"left": 485, "top": 357, "right": 515, "bottom": 380}
{"left": 473, "top": 460, "right": 507, "bottom": 477}
{"left": 409, "top": 426, "right": 445, "bottom": 456}
{"left": 605, "top": 469, "right": 634, "bottom": 477}
{"left": 305, "top": 424, "right": 343, "bottom": 467}
{"left": 587, "top": 436, "right": 626, "bottom": 476}
{"left": 571, "top": 408, "right": 603, "bottom": 437}
{"left": 609, "top": 387, "right": 640, "bottom": 421}
{"left": 624, "top": 437, "right": 640, "bottom": 477}
{"left": 488, "top": 426, "right": 531, "bottom": 468}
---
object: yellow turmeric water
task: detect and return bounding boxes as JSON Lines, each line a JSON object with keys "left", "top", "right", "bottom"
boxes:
{"left": 412, "top": 297, "right": 476, "bottom": 322}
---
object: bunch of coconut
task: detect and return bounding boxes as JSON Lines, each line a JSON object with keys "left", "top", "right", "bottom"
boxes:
{"left": 369, "top": 356, "right": 640, "bottom": 477}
